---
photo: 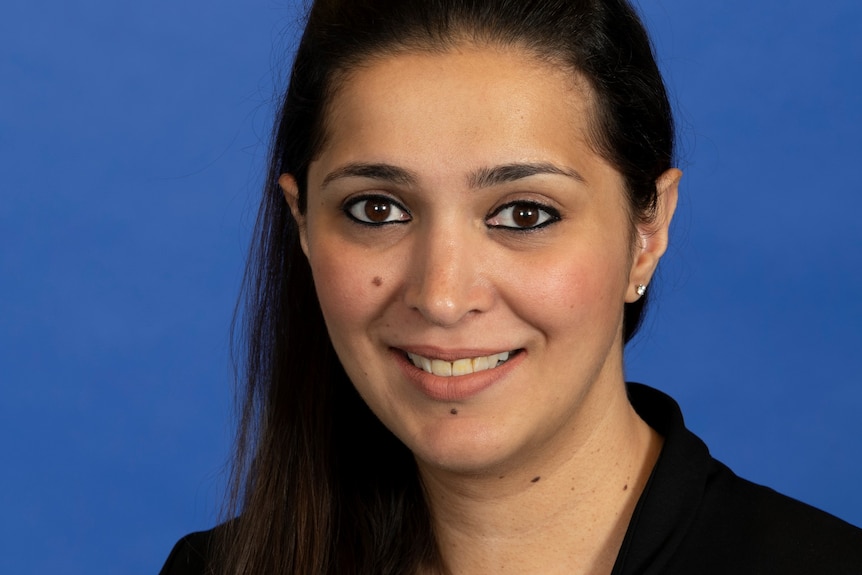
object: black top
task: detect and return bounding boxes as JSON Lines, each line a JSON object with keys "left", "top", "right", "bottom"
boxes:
{"left": 160, "top": 383, "right": 862, "bottom": 574}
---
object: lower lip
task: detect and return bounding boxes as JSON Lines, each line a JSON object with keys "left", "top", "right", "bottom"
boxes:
{"left": 393, "top": 349, "right": 524, "bottom": 402}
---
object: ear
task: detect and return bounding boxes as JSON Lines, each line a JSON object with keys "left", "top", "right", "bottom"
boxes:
{"left": 278, "top": 173, "right": 310, "bottom": 257}
{"left": 626, "top": 168, "right": 681, "bottom": 302}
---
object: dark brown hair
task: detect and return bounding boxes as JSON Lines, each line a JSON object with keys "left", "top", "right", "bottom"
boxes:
{"left": 220, "top": 1, "right": 675, "bottom": 573}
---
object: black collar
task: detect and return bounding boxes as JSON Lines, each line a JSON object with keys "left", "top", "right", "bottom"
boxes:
{"left": 612, "top": 383, "right": 711, "bottom": 575}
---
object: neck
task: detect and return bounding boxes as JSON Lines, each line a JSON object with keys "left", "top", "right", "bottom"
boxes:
{"left": 418, "top": 380, "right": 663, "bottom": 575}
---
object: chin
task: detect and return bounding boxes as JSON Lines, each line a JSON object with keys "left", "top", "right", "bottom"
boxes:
{"left": 406, "top": 419, "right": 518, "bottom": 476}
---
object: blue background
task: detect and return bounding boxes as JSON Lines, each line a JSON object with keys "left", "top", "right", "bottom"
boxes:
{"left": 2, "top": 1, "right": 860, "bottom": 572}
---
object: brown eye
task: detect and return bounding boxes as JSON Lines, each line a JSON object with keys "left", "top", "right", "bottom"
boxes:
{"left": 345, "top": 196, "right": 411, "bottom": 225}
{"left": 364, "top": 199, "right": 391, "bottom": 222}
{"left": 511, "top": 205, "right": 539, "bottom": 228}
{"left": 487, "top": 201, "right": 559, "bottom": 230}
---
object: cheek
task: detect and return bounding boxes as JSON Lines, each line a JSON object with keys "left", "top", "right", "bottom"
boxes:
{"left": 307, "top": 237, "right": 390, "bottom": 339}
{"left": 506, "top": 244, "right": 628, "bottom": 334}
{"left": 305, "top": 236, "right": 402, "bottom": 419}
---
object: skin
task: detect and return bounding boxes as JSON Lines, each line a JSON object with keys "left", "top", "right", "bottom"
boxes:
{"left": 281, "top": 44, "right": 679, "bottom": 574}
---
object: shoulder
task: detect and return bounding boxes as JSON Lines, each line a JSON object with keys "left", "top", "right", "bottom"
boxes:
{"left": 621, "top": 383, "right": 862, "bottom": 575}
{"left": 158, "top": 528, "right": 217, "bottom": 575}
{"left": 672, "top": 460, "right": 862, "bottom": 573}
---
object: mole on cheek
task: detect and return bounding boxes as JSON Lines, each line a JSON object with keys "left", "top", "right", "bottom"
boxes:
{"left": 372, "top": 276, "right": 383, "bottom": 287}
{"left": 450, "top": 408, "right": 458, "bottom": 415}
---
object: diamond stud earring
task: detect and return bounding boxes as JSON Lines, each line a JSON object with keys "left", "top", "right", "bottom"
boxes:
{"left": 636, "top": 284, "right": 647, "bottom": 297}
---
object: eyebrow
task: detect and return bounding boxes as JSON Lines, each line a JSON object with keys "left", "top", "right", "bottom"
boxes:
{"left": 319, "top": 161, "right": 585, "bottom": 190}
{"left": 321, "top": 163, "right": 418, "bottom": 189}
{"left": 468, "top": 162, "right": 585, "bottom": 189}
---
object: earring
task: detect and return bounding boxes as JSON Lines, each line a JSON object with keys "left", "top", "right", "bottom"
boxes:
{"left": 636, "top": 284, "right": 647, "bottom": 297}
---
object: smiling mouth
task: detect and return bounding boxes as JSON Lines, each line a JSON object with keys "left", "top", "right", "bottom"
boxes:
{"left": 405, "top": 350, "right": 519, "bottom": 377}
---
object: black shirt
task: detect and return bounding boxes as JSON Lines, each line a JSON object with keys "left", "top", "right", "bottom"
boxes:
{"left": 160, "top": 383, "right": 862, "bottom": 574}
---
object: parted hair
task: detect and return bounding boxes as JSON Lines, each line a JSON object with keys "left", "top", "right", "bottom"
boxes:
{"left": 220, "top": 1, "right": 675, "bottom": 573}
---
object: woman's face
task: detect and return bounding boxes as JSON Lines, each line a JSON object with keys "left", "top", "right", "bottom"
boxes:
{"left": 282, "top": 45, "right": 676, "bottom": 477}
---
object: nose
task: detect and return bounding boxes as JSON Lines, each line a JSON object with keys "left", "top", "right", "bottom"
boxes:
{"left": 403, "top": 221, "right": 494, "bottom": 327}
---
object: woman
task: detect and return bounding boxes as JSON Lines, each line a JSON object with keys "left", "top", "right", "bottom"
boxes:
{"left": 160, "top": 0, "right": 862, "bottom": 573}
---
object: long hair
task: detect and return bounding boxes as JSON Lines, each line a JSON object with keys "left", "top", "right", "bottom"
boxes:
{"left": 220, "top": 1, "right": 675, "bottom": 573}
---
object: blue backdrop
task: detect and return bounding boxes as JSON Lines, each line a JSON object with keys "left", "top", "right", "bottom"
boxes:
{"left": 1, "top": 1, "right": 860, "bottom": 573}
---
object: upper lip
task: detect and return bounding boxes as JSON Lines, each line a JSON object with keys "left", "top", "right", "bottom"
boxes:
{"left": 393, "top": 345, "right": 519, "bottom": 361}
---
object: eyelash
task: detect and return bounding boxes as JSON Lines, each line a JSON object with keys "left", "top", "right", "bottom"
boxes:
{"left": 486, "top": 201, "right": 560, "bottom": 231}
{"left": 343, "top": 195, "right": 412, "bottom": 226}
{"left": 342, "top": 196, "right": 560, "bottom": 231}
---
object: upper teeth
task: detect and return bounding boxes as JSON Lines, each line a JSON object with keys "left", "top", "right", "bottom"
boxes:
{"left": 407, "top": 351, "right": 511, "bottom": 377}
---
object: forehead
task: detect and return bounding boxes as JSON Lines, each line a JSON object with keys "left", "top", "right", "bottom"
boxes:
{"left": 312, "top": 45, "right": 609, "bottom": 188}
